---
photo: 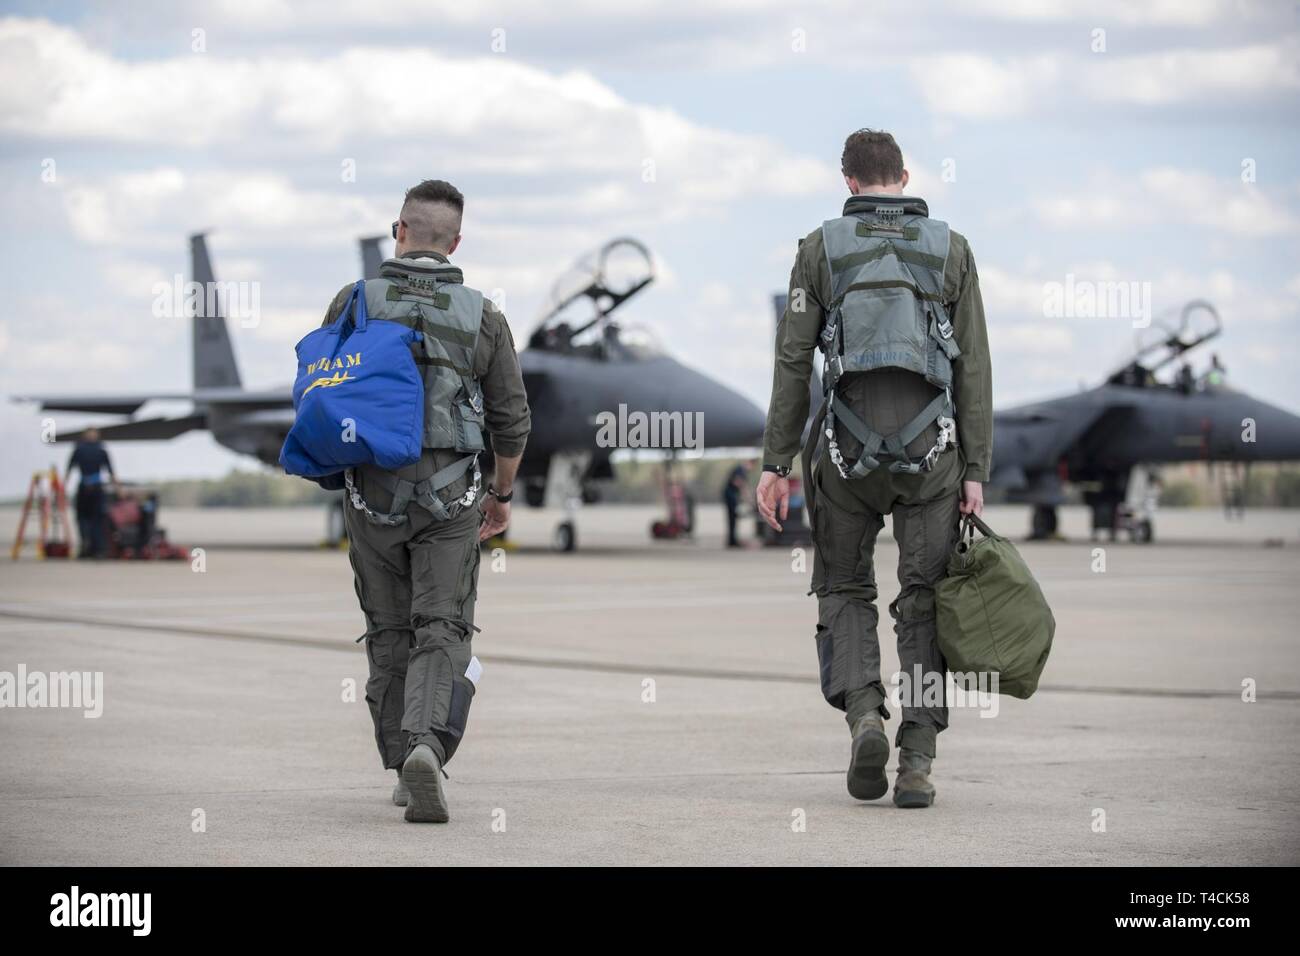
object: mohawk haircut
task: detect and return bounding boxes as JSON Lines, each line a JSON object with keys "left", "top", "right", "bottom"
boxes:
{"left": 400, "top": 179, "right": 465, "bottom": 250}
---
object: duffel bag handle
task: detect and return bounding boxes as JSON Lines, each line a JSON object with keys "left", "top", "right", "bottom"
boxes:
{"left": 961, "top": 512, "right": 998, "bottom": 541}
{"left": 337, "top": 279, "right": 368, "bottom": 333}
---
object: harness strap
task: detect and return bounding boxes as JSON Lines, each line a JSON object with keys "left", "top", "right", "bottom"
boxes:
{"left": 344, "top": 455, "right": 480, "bottom": 527}
{"left": 928, "top": 308, "right": 961, "bottom": 361}
{"left": 826, "top": 390, "right": 954, "bottom": 479}
{"left": 801, "top": 397, "right": 829, "bottom": 528}
{"left": 827, "top": 395, "right": 885, "bottom": 477}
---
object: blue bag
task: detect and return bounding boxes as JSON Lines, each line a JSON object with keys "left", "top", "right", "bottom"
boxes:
{"left": 280, "top": 281, "right": 425, "bottom": 478}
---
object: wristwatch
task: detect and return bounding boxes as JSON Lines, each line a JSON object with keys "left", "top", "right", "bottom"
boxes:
{"left": 486, "top": 485, "right": 514, "bottom": 503}
{"left": 763, "top": 464, "right": 792, "bottom": 477}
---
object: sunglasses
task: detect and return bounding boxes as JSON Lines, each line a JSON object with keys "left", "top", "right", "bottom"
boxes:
{"left": 391, "top": 220, "right": 402, "bottom": 240}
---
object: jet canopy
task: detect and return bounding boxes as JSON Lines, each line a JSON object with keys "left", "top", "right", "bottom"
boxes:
{"left": 1107, "top": 299, "right": 1224, "bottom": 390}
{"left": 528, "top": 237, "right": 661, "bottom": 359}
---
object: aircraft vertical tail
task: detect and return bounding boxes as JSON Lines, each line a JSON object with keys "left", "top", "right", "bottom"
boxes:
{"left": 190, "top": 233, "right": 242, "bottom": 390}
{"left": 360, "top": 236, "right": 387, "bottom": 279}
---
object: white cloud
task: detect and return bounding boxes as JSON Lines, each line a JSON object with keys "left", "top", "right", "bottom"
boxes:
{"left": 61, "top": 167, "right": 389, "bottom": 247}
{"left": 1030, "top": 167, "right": 1299, "bottom": 238}
{"left": 911, "top": 55, "right": 1061, "bottom": 118}
{"left": 911, "top": 37, "right": 1299, "bottom": 119}
{"left": 961, "top": 0, "right": 1240, "bottom": 27}
{"left": 1087, "top": 41, "right": 1300, "bottom": 106}
{"left": 0, "top": 17, "right": 834, "bottom": 207}
{"left": 989, "top": 322, "right": 1075, "bottom": 354}
{"left": 978, "top": 264, "right": 1051, "bottom": 317}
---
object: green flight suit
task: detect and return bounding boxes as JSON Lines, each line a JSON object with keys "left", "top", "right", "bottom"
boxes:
{"left": 763, "top": 195, "right": 993, "bottom": 755}
{"left": 321, "top": 251, "right": 531, "bottom": 770}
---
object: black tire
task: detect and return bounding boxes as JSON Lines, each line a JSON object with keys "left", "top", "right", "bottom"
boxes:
{"left": 524, "top": 482, "right": 546, "bottom": 508}
{"left": 1030, "top": 505, "right": 1057, "bottom": 540}
{"left": 553, "top": 520, "right": 576, "bottom": 553}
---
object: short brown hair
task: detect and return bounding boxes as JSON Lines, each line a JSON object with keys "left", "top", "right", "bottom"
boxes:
{"left": 840, "top": 129, "right": 904, "bottom": 186}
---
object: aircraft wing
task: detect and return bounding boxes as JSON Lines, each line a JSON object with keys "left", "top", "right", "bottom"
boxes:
{"left": 58, "top": 415, "right": 208, "bottom": 442}
{"left": 225, "top": 409, "right": 296, "bottom": 429}
{"left": 13, "top": 393, "right": 194, "bottom": 415}
{"left": 991, "top": 391, "right": 1138, "bottom": 488}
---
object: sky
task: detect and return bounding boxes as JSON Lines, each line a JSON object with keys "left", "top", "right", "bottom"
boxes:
{"left": 0, "top": 0, "right": 1297, "bottom": 496}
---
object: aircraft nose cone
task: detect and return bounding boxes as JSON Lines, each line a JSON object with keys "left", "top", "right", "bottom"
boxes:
{"left": 1252, "top": 399, "right": 1300, "bottom": 461}
{"left": 643, "top": 357, "right": 768, "bottom": 451}
{"left": 700, "top": 383, "right": 768, "bottom": 449}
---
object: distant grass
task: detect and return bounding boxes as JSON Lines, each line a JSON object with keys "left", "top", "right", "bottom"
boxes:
{"left": 5, "top": 461, "right": 1296, "bottom": 509}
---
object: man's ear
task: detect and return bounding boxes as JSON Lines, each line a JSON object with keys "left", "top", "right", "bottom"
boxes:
{"left": 844, "top": 175, "right": 859, "bottom": 194}
{"left": 448, "top": 234, "right": 462, "bottom": 256}
{"left": 900, "top": 168, "right": 910, "bottom": 189}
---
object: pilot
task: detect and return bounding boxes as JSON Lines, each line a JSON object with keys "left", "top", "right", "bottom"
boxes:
{"left": 756, "top": 129, "right": 993, "bottom": 809}
{"left": 64, "top": 428, "right": 116, "bottom": 559}
{"left": 320, "top": 179, "right": 531, "bottom": 823}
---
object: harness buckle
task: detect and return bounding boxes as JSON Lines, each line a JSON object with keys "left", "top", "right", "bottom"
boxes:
{"left": 344, "top": 468, "right": 407, "bottom": 527}
{"left": 457, "top": 462, "right": 483, "bottom": 509}
{"left": 936, "top": 312, "right": 954, "bottom": 340}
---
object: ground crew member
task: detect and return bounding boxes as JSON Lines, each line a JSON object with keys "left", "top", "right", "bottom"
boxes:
{"left": 321, "top": 179, "right": 531, "bottom": 823}
{"left": 756, "top": 129, "right": 992, "bottom": 809}
{"left": 64, "top": 428, "right": 116, "bottom": 559}
{"left": 722, "top": 458, "right": 755, "bottom": 547}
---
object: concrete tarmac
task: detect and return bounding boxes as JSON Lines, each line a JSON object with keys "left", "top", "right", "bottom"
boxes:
{"left": 1, "top": 504, "right": 1297, "bottom": 865}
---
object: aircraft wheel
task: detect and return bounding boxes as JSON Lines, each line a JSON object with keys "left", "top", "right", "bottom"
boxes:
{"left": 524, "top": 481, "right": 546, "bottom": 508}
{"left": 553, "top": 520, "right": 577, "bottom": 553}
{"left": 1030, "top": 505, "right": 1057, "bottom": 540}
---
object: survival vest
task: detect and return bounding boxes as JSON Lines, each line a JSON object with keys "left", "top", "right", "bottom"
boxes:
{"left": 816, "top": 200, "right": 961, "bottom": 479}
{"left": 344, "top": 256, "right": 488, "bottom": 526}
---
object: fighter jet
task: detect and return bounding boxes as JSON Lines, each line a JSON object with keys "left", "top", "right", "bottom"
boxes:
{"left": 16, "top": 234, "right": 766, "bottom": 552}
{"left": 990, "top": 300, "right": 1300, "bottom": 541}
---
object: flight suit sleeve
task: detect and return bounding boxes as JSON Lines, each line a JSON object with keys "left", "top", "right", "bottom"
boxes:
{"left": 320, "top": 284, "right": 353, "bottom": 328}
{"left": 947, "top": 237, "right": 993, "bottom": 483}
{"left": 473, "top": 302, "right": 531, "bottom": 458}
{"left": 762, "top": 233, "right": 826, "bottom": 470}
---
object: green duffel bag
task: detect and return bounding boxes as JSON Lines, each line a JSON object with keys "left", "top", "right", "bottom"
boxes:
{"left": 935, "top": 513, "right": 1054, "bottom": 699}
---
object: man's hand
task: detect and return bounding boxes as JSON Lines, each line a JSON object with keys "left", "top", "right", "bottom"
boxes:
{"left": 756, "top": 472, "right": 790, "bottom": 532}
{"left": 960, "top": 479, "right": 984, "bottom": 516}
{"left": 479, "top": 495, "right": 511, "bottom": 541}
